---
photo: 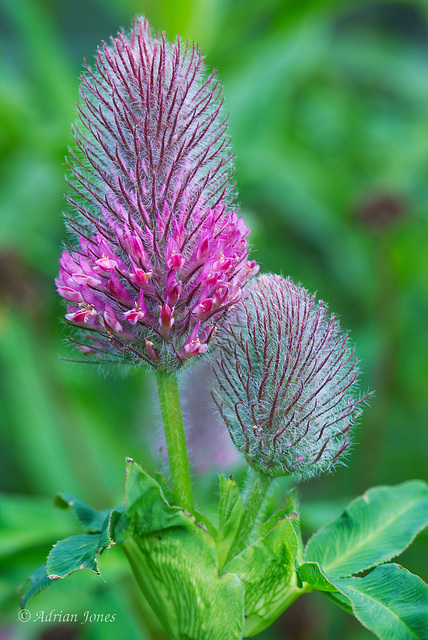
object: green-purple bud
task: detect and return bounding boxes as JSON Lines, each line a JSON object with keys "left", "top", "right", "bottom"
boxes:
{"left": 212, "top": 274, "right": 370, "bottom": 481}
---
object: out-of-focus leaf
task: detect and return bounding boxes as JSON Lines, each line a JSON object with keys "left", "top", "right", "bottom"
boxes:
{"left": 0, "top": 314, "right": 85, "bottom": 495}
{"left": 0, "top": 0, "right": 76, "bottom": 115}
{"left": 18, "top": 564, "right": 53, "bottom": 610}
{"left": 0, "top": 493, "right": 75, "bottom": 558}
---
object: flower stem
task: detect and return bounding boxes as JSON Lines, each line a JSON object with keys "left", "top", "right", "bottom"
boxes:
{"left": 156, "top": 371, "right": 194, "bottom": 513}
{"left": 227, "top": 470, "right": 273, "bottom": 560}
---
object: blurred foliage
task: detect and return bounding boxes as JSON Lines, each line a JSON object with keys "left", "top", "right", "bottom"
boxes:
{"left": 1, "top": 0, "right": 428, "bottom": 638}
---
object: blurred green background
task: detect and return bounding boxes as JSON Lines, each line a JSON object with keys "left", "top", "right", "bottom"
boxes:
{"left": 1, "top": 0, "right": 428, "bottom": 638}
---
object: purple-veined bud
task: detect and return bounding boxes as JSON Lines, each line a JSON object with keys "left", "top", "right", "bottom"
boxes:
{"left": 56, "top": 16, "right": 258, "bottom": 371}
{"left": 212, "top": 274, "right": 370, "bottom": 480}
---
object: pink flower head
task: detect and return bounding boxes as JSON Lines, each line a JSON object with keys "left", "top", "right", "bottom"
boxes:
{"left": 56, "top": 17, "right": 258, "bottom": 371}
{"left": 212, "top": 274, "right": 370, "bottom": 481}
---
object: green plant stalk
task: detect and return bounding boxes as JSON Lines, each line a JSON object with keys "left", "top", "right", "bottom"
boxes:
{"left": 279, "top": 582, "right": 305, "bottom": 611}
{"left": 228, "top": 470, "right": 273, "bottom": 560}
{"left": 156, "top": 371, "right": 194, "bottom": 513}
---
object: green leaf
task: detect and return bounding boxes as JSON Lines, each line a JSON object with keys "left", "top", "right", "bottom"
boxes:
{"left": 47, "top": 508, "right": 122, "bottom": 579}
{"left": 20, "top": 504, "right": 124, "bottom": 606}
{"left": 224, "top": 515, "right": 301, "bottom": 637}
{"left": 153, "top": 470, "right": 175, "bottom": 505}
{"left": 118, "top": 459, "right": 245, "bottom": 640}
{"left": 216, "top": 474, "right": 243, "bottom": 570}
{"left": 257, "top": 489, "right": 299, "bottom": 539}
{"left": 300, "top": 560, "right": 428, "bottom": 639}
{"left": 335, "top": 564, "right": 428, "bottom": 640}
{"left": 257, "top": 489, "right": 304, "bottom": 565}
{"left": 298, "top": 561, "right": 353, "bottom": 614}
{"left": 304, "top": 481, "right": 428, "bottom": 578}
{"left": 19, "top": 564, "right": 53, "bottom": 609}
{"left": 299, "top": 560, "right": 339, "bottom": 592}
{"left": 54, "top": 493, "right": 115, "bottom": 532}
{"left": 47, "top": 533, "right": 102, "bottom": 577}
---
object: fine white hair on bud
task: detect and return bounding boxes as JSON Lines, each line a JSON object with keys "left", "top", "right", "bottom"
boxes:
{"left": 212, "top": 274, "right": 370, "bottom": 481}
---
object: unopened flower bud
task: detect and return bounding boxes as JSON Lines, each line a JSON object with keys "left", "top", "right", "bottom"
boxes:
{"left": 212, "top": 274, "right": 370, "bottom": 481}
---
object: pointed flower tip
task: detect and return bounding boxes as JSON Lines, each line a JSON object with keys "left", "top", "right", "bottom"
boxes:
{"left": 56, "top": 16, "right": 258, "bottom": 371}
{"left": 212, "top": 273, "right": 371, "bottom": 482}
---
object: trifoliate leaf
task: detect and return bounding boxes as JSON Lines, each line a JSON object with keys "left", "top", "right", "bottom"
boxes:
{"left": 304, "top": 481, "right": 428, "bottom": 578}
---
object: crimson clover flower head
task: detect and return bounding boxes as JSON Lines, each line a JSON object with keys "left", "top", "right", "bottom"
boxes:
{"left": 56, "top": 17, "right": 258, "bottom": 372}
{"left": 212, "top": 274, "right": 370, "bottom": 481}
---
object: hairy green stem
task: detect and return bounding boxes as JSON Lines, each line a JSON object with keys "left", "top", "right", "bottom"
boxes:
{"left": 156, "top": 371, "right": 194, "bottom": 513}
{"left": 228, "top": 470, "right": 273, "bottom": 560}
